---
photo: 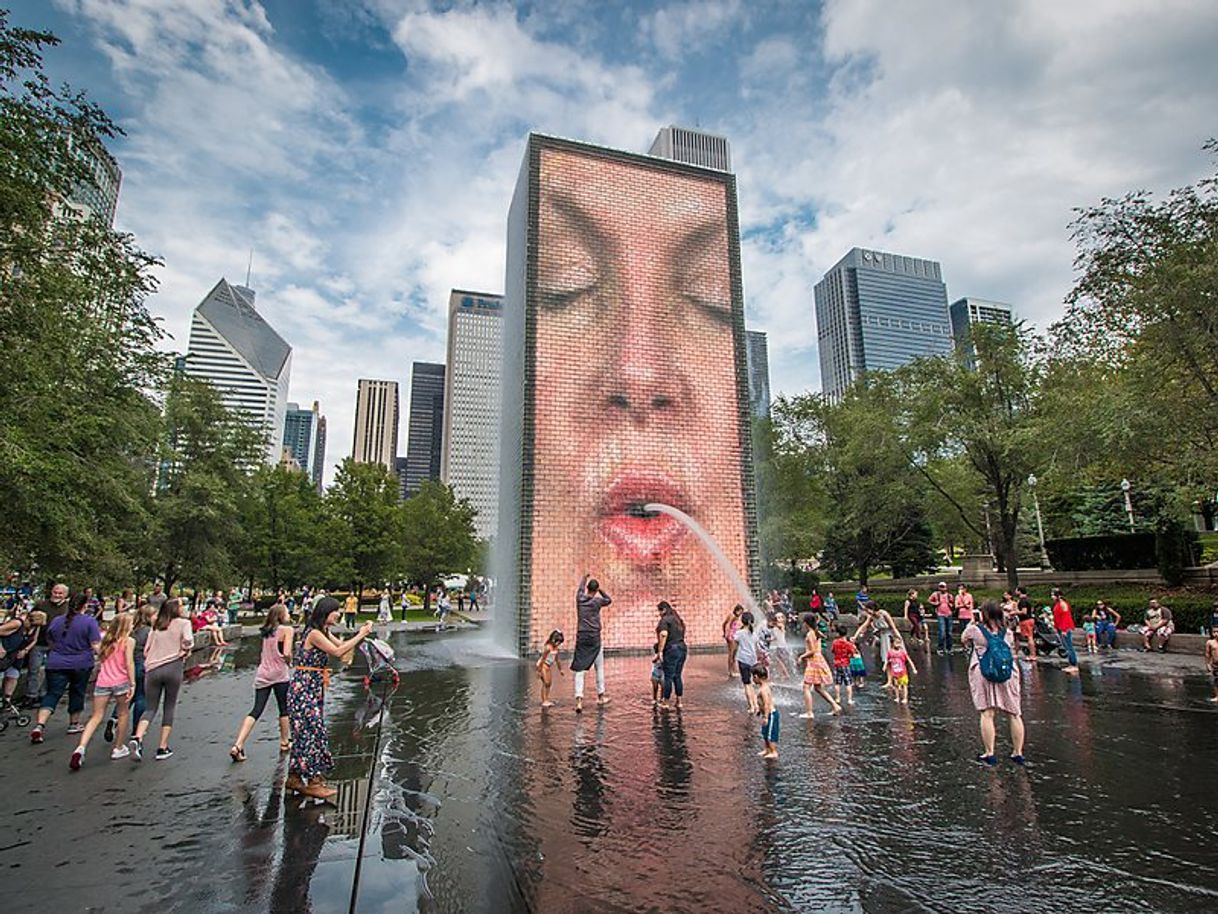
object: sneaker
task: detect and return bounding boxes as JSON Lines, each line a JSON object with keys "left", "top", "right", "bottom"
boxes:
{"left": 30, "top": 725, "right": 44, "bottom": 745}
{"left": 104, "top": 717, "right": 116, "bottom": 743}
{"left": 66, "top": 722, "right": 84, "bottom": 735}
{"left": 975, "top": 753, "right": 998, "bottom": 767}
{"left": 110, "top": 745, "right": 131, "bottom": 760}
{"left": 155, "top": 746, "right": 173, "bottom": 760}
{"left": 70, "top": 747, "right": 84, "bottom": 770}
{"left": 1010, "top": 754, "right": 1027, "bottom": 766}
{"left": 129, "top": 737, "right": 143, "bottom": 761}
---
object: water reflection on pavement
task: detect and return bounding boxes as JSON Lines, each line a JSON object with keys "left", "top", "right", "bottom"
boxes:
{"left": 3, "top": 630, "right": 1217, "bottom": 913}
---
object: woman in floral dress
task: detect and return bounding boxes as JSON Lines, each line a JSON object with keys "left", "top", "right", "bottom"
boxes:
{"left": 286, "top": 597, "right": 372, "bottom": 801}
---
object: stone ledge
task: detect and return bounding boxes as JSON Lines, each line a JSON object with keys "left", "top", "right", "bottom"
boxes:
{"left": 191, "top": 625, "right": 242, "bottom": 651}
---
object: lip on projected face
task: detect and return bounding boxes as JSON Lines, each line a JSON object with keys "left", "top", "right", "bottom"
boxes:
{"left": 598, "top": 471, "right": 691, "bottom": 566}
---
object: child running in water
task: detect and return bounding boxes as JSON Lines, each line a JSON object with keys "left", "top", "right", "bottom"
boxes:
{"left": 830, "top": 625, "right": 857, "bottom": 706}
{"left": 755, "top": 666, "right": 778, "bottom": 759}
{"left": 799, "top": 614, "right": 842, "bottom": 719}
{"left": 884, "top": 637, "right": 917, "bottom": 704}
{"left": 1206, "top": 628, "right": 1218, "bottom": 703}
{"left": 70, "top": 612, "right": 136, "bottom": 769}
{"left": 536, "top": 630, "right": 564, "bottom": 708}
{"left": 650, "top": 641, "right": 664, "bottom": 706}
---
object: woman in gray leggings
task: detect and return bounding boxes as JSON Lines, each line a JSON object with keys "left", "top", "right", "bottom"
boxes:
{"left": 130, "top": 598, "right": 194, "bottom": 761}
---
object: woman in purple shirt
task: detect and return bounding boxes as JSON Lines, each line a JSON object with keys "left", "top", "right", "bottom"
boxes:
{"left": 30, "top": 594, "right": 101, "bottom": 743}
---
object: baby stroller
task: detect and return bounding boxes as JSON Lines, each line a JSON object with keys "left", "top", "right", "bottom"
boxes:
{"left": 0, "top": 694, "right": 32, "bottom": 732}
{"left": 1033, "top": 614, "right": 1062, "bottom": 657}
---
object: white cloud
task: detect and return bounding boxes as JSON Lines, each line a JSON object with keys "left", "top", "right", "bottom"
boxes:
{"left": 638, "top": 0, "right": 748, "bottom": 58}
{"left": 727, "top": 0, "right": 1218, "bottom": 398}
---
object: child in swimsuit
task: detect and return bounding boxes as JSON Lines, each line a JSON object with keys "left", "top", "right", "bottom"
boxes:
{"left": 536, "top": 630, "right": 564, "bottom": 708}
{"left": 1083, "top": 618, "right": 1097, "bottom": 654}
{"left": 755, "top": 666, "right": 779, "bottom": 760}
{"left": 650, "top": 641, "right": 664, "bottom": 706}
{"left": 884, "top": 637, "right": 917, "bottom": 705}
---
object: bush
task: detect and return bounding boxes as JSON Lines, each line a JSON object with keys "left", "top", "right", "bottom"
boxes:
{"left": 763, "top": 565, "right": 819, "bottom": 594}
{"left": 1155, "top": 523, "right": 1201, "bottom": 586}
{"left": 1044, "top": 533, "right": 1156, "bottom": 570}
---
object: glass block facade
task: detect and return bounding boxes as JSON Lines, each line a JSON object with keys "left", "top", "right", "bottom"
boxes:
{"left": 496, "top": 134, "right": 760, "bottom": 656}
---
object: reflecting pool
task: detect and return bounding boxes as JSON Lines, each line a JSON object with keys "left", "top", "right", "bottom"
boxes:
{"left": 6, "top": 629, "right": 1218, "bottom": 913}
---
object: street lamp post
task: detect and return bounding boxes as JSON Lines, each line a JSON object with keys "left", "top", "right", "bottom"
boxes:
{"left": 1028, "top": 474, "right": 1048, "bottom": 569}
{"left": 1120, "top": 478, "right": 1136, "bottom": 532}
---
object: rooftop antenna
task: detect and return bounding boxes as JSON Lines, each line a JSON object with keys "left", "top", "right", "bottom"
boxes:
{"left": 245, "top": 248, "right": 253, "bottom": 288}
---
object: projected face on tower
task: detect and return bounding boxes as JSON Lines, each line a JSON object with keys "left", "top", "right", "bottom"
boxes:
{"left": 527, "top": 145, "right": 751, "bottom": 651}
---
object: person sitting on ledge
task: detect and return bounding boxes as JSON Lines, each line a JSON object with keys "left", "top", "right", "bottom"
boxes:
{"left": 1141, "top": 600, "right": 1173, "bottom": 653}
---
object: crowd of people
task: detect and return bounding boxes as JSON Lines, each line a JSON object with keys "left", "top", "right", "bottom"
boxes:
{"left": 0, "top": 582, "right": 377, "bottom": 802}
{"left": 535, "top": 577, "right": 1218, "bottom": 763}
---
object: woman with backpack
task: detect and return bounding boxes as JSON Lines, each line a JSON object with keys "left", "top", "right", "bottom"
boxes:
{"left": 962, "top": 601, "right": 1024, "bottom": 767}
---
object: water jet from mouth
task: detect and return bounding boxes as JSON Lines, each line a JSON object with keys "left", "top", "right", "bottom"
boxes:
{"left": 643, "top": 502, "right": 759, "bottom": 615}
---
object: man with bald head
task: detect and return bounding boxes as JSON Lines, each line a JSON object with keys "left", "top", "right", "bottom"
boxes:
{"left": 27, "top": 583, "right": 68, "bottom": 703}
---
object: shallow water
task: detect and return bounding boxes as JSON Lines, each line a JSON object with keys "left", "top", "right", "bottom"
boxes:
{"left": 5, "top": 631, "right": 1218, "bottom": 913}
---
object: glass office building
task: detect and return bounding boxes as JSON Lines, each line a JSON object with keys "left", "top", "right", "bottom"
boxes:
{"left": 814, "top": 248, "right": 952, "bottom": 401}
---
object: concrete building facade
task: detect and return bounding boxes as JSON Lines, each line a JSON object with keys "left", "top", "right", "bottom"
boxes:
{"left": 351, "top": 379, "right": 399, "bottom": 473}
{"left": 441, "top": 290, "right": 504, "bottom": 539}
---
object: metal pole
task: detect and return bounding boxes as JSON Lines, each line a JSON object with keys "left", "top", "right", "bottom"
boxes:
{"left": 1033, "top": 492, "right": 1048, "bottom": 569}
{"left": 1123, "top": 490, "right": 1135, "bottom": 532}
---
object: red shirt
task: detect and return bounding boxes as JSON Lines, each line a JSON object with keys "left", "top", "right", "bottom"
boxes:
{"left": 809, "top": 594, "right": 823, "bottom": 610}
{"left": 1053, "top": 599, "right": 1074, "bottom": 633}
{"left": 831, "top": 637, "right": 855, "bottom": 668}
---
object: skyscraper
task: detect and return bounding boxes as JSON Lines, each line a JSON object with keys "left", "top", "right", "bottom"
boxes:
{"left": 648, "top": 125, "right": 732, "bottom": 171}
{"left": 185, "top": 278, "right": 292, "bottom": 464}
{"left": 950, "top": 297, "right": 1015, "bottom": 367}
{"left": 351, "top": 379, "right": 399, "bottom": 473}
{"left": 441, "top": 290, "right": 504, "bottom": 539}
{"left": 814, "top": 247, "right": 952, "bottom": 401}
{"left": 404, "top": 362, "right": 446, "bottom": 498}
{"left": 283, "top": 400, "right": 324, "bottom": 482}
{"left": 312, "top": 410, "right": 327, "bottom": 493}
{"left": 744, "top": 330, "right": 771, "bottom": 419}
{"left": 65, "top": 133, "right": 121, "bottom": 226}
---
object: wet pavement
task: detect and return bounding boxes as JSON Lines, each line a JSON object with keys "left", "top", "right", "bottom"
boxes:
{"left": 3, "top": 631, "right": 1218, "bottom": 913}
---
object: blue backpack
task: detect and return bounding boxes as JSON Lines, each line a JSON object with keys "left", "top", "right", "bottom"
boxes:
{"left": 979, "top": 628, "right": 1014, "bottom": 683}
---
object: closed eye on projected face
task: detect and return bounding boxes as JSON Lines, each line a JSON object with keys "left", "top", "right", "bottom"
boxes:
{"left": 538, "top": 191, "right": 733, "bottom": 327}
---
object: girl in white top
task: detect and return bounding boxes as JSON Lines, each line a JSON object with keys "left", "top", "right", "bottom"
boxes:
{"left": 733, "top": 611, "right": 761, "bottom": 713}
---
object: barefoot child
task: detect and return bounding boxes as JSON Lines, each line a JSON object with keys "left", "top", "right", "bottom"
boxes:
{"left": 537, "top": 630, "right": 564, "bottom": 707}
{"left": 1083, "top": 616, "right": 1098, "bottom": 654}
{"left": 884, "top": 637, "right": 917, "bottom": 704}
{"left": 70, "top": 612, "right": 136, "bottom": 770}
{"left": 650, "top": 641, "right": 664, "bottom": 706}
{"left": 830, "top": 625, "right": 857, "bottom": 706}
{"left": 799, "top": 614, "right": 842, "bottom": 720}
{"left": 755, "top": 666, "right": 778, "bottom": 759}
{"left": 1206, "top": 629, "right": 1218, "bottom": 703}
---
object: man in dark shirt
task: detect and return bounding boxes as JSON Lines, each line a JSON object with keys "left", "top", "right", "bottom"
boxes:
{"left": 571, "top": 574, "right": 611, "bottom": 713}
{"left": 27, "top": 583, "right": 68, "bottom": 702}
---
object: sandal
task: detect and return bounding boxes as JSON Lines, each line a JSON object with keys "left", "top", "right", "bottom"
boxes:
{"left": 230, "top": 746, "right": 246, "bottom": 763}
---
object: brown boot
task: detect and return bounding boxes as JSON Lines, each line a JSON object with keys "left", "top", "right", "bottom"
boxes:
{"left": 284, "top": 773, "right": 306, "bottom": 795}
{"left": 301, "top": 779, "right": 337, "bottom": 801}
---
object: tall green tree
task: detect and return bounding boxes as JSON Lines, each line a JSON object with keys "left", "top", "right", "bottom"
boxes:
{"left": 783, "top": 382, "right": 937, "bottom": 584}
{"left": 755, "top": 410, "right": 824, "bottom": 588}
{"left": 399, "top": 480, "right": 479, "bottom": 606}
{"left": 1051, "top": 139, "right": 1218, "bottom": 514}
{"left": 323, "top": 459, "right": 403, "bottom": 595}
{"left": 149, "top": 374, "right": 261, "bottom": 592}
{"left": 899, "top": 322, "right": 1045, "bottom": 590}
{"left": 235, "top": 464, "right": 326, "bottom": 593}
{"left": 0, "top": 12, "right": 165, "bottom": 584}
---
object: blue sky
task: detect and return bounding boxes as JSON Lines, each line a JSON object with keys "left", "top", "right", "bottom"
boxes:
{"left": 13, "top": 0, "right": 1218, "bottom": 483}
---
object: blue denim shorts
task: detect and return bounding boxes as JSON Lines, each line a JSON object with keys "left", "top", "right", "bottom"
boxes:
{"left": 93, "top": 683, "right": 131, "bottom": 697}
